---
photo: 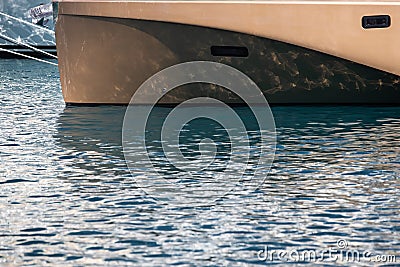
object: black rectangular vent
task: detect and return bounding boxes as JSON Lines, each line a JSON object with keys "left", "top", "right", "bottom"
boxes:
{"left": 362, "top": 15, "right": 391, "bottom": 29}
{"left": 210, "top": 46, "right": 249, "bottom": 57}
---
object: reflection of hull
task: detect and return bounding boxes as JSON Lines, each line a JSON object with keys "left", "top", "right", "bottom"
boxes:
{"left": 55, "top": 106, "right": 126, "bottom": 175}
{"left": 55, "top": 1, "right": 400, "bottom": 104}
{"left": 56, "top": 106, "right": 400, "bottom": 166}
{"left": 56, "top": 106, "right": 400, "bottom": 177}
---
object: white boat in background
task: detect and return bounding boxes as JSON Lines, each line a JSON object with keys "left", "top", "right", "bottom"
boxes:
{"left": 53, "top": 0, "right": 400, "bottom": 104}
{"left": 0, "top": 1, "right": 55, "bottom": 59}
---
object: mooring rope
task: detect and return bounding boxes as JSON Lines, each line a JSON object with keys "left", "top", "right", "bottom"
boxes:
{"left": 0, "top": 33, "right": 57, "bottom": 59}
{"left": 0, "top": 47, "right": 58, "bottom": 66}
{"left": 0, "top": 11, "right": 55, "bottom": 35}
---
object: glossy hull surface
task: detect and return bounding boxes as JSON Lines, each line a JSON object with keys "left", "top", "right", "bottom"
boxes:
{"left": 55, "top": 1, "right": 400, "bottom": 104}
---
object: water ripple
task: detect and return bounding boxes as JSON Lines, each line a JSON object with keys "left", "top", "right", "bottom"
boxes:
{"left": 0, "top": 60, "right": 399, "bottom": 266}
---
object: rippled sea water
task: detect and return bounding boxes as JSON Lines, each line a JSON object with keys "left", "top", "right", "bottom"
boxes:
{"left": 0, "top": 59, "right": 399, "bottom": 266}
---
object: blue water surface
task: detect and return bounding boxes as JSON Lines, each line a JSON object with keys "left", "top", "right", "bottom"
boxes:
{"left": 0, "top": 59, "right": 399, "bottom": 266}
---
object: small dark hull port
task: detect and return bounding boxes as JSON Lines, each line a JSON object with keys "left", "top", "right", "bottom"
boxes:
{"left": 56, "top": 16, "right": 400, "bottom": 105}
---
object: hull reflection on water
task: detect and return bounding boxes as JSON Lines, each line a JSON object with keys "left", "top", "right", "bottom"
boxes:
{"left": 55, "top": 106, "right": 127, "bottom": 176}
{"left": 55, "top": 106, "right": 400, "bottom": 182}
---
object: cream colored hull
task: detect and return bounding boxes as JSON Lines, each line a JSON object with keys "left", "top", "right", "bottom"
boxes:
{"left": 54, "top": 0, "right": 400, "bottom": 104}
